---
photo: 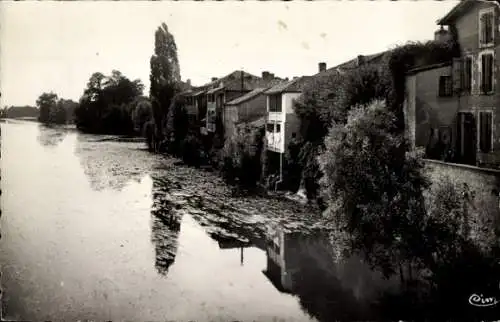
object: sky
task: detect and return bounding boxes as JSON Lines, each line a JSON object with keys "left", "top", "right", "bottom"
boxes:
{"left": 0, "top": 0, "right": 459, "bottom": 107}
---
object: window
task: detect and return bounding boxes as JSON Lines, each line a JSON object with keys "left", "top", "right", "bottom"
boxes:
{"left": 479, "top": 111, "right": 493, "bottom": 153}
{"left": 480, "top": 53, "right": 494, "bottom": 94}
{"left": 216, "top": 93, "right": 223, "bottom": 107}
{"left": 267, "top": 123, "right": 274, "bottom": 132}
{"left": 438, "top": 76, "right": 453, "bottom": 97}
{"left": 269, "top": 94, "right": 282, "bottom": 112}
{"left": 276, "top": 123, "right": 281, "bottom": 133}
{"left": 480, "top": 9, "right": 495, "bottom": 46}
{"left": 462, "top": 56, "right": 473, "bottom": 93}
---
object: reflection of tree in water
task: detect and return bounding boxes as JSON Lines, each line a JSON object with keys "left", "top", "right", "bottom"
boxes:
{"left": 37, "top": 124, "right": 67, "bottom": 147}
{"left": 73, "top": 133, "right": 151, "bottom": 192}
{"left": 150, "top": 175, "right": 183, "bottom": 276}
{"left": 263, "top": 229, "right": 375, "bottom": 322}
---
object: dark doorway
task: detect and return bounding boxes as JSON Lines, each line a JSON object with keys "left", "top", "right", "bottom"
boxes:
{"left": 456, "top": 112, "right": 477, "bottom": 165}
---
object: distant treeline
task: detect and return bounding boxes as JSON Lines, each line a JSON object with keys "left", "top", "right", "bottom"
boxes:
{"left": 1, "top": 105, "right": 39, "bottom": 119}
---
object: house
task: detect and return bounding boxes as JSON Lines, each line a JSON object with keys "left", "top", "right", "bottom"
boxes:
{"left": 223, "top": 88, "right": 269, "bottom": 140}
{"left": 405, "top": 0, "right": 500, "bottom": 168}
{"left": 264, "top": 76, "right": 313, "bottom": 182}
{"left": 201, "top": 71, "right": 282, "bottom": 137}
{"left": 262, "top": 229, "right": 303, "bottom": 293}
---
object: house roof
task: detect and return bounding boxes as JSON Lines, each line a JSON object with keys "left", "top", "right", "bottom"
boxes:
{"left": 264, "top": 76, "right": 313, "bottom": 95}
{"left": 226, "top": 88, "right": 267, "bottom": 105}
{"left": 437, "top": 0, "right": 500, "bottom": 25}
{"left": 316, "top": 51, "right": 388, "bottom": 77}
{"left": 235, "top": 116, "right": 266, "bottom": 127}
{"left": 406, "top": 62, "right": 452, "bottom": 75}
{"left": 207, "top": 86, "right": 224, "bottom": 94}
{"left": 437, "top": 0, "right": 477, "bottom": 25}
{"left": 199, "top": 70, "right": 287, "bottom": 93}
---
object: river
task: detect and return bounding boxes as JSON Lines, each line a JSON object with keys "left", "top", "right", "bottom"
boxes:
{"left": 1, "top": 120, "right": 395, "bottom": 321}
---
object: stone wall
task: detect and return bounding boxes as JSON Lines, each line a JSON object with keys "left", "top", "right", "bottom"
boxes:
{"left": 424, "top": 159, "right": 500, "bottom": 246}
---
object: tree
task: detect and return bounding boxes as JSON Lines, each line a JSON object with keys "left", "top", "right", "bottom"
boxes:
{"left": 131, "top": 97, "right": 153, "bottom": 133}
{"left": 75, "top": 71, "right": 144, "bottom": 134}
{"left": 149, "top": 22, "right": 181, "bottom": 150}
{"left": 318, "top": 100, "right": 430, "bottom": 279}
{"left": 37, "top": 92, "right": 58, "bottom": 124}
{"left": 290, "top": 64, "right": 390, "bottom": 200}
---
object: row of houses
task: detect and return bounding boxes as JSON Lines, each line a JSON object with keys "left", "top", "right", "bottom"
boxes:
{"left": 179, "top": 0, "right": 500, "bottom": 184}
{"left": 179, "top": 53, "right": 387, "bottom": 181}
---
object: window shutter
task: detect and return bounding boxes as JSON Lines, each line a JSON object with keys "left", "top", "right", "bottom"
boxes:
{"left": 453, "top": 58, "right": 462, "bottom": 93}
{"left": 481, "top": 54, "right": 487, "bottom": 93}
{"left": 472, "top": 55, "right": 479, "bottom": 94}
{"left": 488, "top": 54, "right": 493, "bottom": 92}
{"left": 481, "top": 14, "right": 487, "bottom": 44}
{"left": 479, "top": 112, "right": 493, "bottom": 153}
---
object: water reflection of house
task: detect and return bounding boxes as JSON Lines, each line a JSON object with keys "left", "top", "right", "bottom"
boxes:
{"left": 262, "top": 228, "right": 400, "bottom": 321}
{"left": 262, "top": 230, "right": 302, "bottom": 293}
{"left": 405, "top": 0, "right": 500, "bottom": 168}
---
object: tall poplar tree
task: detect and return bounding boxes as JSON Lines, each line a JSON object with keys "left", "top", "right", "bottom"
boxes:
{"left": 149, "top": 22, "right": 181, "bottom": 149}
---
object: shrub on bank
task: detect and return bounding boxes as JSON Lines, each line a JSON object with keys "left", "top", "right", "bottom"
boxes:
{"left": 180, "top": 133, "right": 202, "bottom": 167}
{"left": 220, "top": 124, "right": 265, "bottom": 189}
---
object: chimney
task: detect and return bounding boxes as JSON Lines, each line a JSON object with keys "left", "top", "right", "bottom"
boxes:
{"left": 186, "top": 79, "right": 191, "bottom": 87}
{"left": 357, "top": 55, "right": 365, "bottom": 66}
{"left": 318, "top": 62, "right": 327, "bottom": 73}
{"left": 262, "top": 71, "right": 273, "bottom": 81}
{"left": 211, "top": 77, "right": 218, "bottom": 82}
{"left": 435, "top": 25, "right": 452, "bottom": 43}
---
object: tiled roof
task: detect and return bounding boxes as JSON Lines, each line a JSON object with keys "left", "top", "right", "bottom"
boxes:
{"left": 406, "top": 62, "right": 452, "bottom": 75}
{"left": 226, "top": 88, "right": 267, "bottom": 105}
{"left": 235, "top": 116, "right": 266, "bottom": 127}
{"left": 317, "top": 51, "right": 388, "bottom": 77}
{"left": 264, "top": 76, "right": 313, "bottom": 94}
{"left": 201, "top": 70, "right": 286, "bottom": 92}
{"left": 207, "top": 86, "right": 224, "bottom": 94}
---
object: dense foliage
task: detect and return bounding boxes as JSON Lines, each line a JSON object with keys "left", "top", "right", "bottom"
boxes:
{"left": 319, "top": 99, "right": 500, "bottom": 319}
{"left": 289, "top": 39, "right": 458, "bottom": 202}
{"left": 319, "top": 100, "right": 430, "bottom": 278}
{"left": 290, "top": 63, "right": 390, "bottom": 200}
{"left": 221, "top": 124, "right": 265, "bottom": 189}
{"left": 74, "top": 70, "right": 144, "bottom": 135}
{"left": 165, "top": 94, "right": 189, "bottom": 155}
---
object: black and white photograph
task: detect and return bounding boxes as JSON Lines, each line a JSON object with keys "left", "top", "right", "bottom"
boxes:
{"left": 2, "top": 0, "right": 500, "bottom": 321}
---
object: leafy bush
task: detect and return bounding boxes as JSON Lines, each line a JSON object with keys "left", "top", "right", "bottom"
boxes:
{"left": 319, "top": 100, "right": 430, "bottom": 278}
{"left": 221, "top": 124, "right": 265, "bottom": 189}
{"left": 180, "top": 133, "right": 202, "bottom": 167}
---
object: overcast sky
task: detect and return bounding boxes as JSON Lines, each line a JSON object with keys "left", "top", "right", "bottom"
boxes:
{"left": 0, "top": 0, "right": 459, "bottom": 107}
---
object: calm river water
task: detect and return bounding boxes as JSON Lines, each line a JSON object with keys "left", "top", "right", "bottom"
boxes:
{"left": 1, "top": 120, "right": 391, "bottom": 321}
